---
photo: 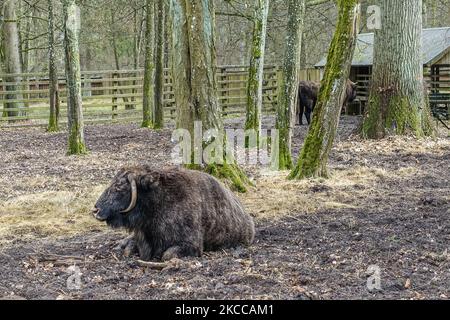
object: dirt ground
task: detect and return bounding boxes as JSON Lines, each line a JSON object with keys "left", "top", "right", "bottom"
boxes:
{"left": 0, "top": 116, "right": 449, "bottom": 300}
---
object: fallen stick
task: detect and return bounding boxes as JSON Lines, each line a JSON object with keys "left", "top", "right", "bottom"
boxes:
{"left": 136, "top": 260, "right": 168, "bottom": 270}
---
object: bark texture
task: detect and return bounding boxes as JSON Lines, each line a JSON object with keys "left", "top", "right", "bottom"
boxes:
{"left": 142, "top": 0, "right": 155, "bottom": 128}
{"left": 275, "top": 0, "right": 306, "bottom": 170}
{"left": 362, "top": 0, "right": 435, "bottom": 138}
{"left": 170, "top": 0, "right": 249, "bottom": 192}
{"left": 48, "top": 0, "right": 60, "bottom": 132}
{"left": 290, "top": 0, "right": 361, "bottom": 179}
{"left": 63, "top": 0, "right": 87, "bottom": 155}
{"left": 153, "top": 0, "right": 165, "bottom": 129}
{"left": 2, "top": 0, "right": 24, "bottom": 118}
{"left": 245, "top": 0, "right": 270, "bottom": 138}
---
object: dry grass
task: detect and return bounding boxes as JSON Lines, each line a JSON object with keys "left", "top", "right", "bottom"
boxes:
{"left": 0, "top": 167, "right": 387, "bottom": 246}
{"left": 0, "top": 185, "right": 108, "bottom": 246}
{"left": 240, "top": 166, "right": 391, "bottom": 220}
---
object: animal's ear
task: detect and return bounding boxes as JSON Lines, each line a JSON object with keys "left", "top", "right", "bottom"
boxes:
{"left": 137, "top": 171, "right": 160, "bottom": 189}
{"left": 114, "top": 167, "right": 128, "bottom": 180}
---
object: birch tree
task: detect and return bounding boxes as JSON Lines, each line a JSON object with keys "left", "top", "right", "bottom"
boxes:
{"left": 275, "top": 0, "right": 306, "bottom": 170}
{"left": 362, "top": 0, "right": 435, "bottom": 138}
{"left": 63, "top": 0, "right": 87, "bottom": 155}
{"left": 245, "top": 0, "right": 269, "bottom": 138}
{"left": 290, "top": 0, "right": 361, "bottom": 179}
{"left": 142, "top": 0, "right": 155, "bottom": 128}
{"left": 170, "top": 0, "right": 249, "bottom": 192}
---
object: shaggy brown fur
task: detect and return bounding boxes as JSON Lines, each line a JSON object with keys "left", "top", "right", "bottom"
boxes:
{"left": 298, "top": 80, "right": 357, "bottom": 125}
{"left": 93, "top": 166, "right": 255, "bottom": 261}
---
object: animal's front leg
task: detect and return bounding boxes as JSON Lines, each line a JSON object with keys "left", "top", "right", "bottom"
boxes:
{"left": 114, "top": 233, "right": 138, "bottom": 257}
{"left": 135, "top": 231, "right": 153, "bottom": 261}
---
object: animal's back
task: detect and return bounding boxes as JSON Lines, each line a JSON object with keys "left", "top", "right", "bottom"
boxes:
{"left": 156, "top": 168, "right": 255, "bottom": 250}
{"left": 187, "top": 170, "right": 255, "bottom": 250}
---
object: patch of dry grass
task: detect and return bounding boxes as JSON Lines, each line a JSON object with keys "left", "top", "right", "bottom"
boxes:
{"left": 0, "top": 185, "right": 108, "bottom": 246}
{"left": 240, "top": 165, "right": 421, "bottom": 220}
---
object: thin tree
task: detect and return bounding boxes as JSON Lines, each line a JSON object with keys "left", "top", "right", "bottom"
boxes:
{"left": 109, "top": 8, "right": 133, "bottom": 110}
{"left": 362, "top": 0, "right": 434, "bottom": 138}
{"left": 153, "top": 0, "right": 165, "bottom": 129}
{"left": 2, "top": 0, "right": 24, "bottom": 118}
{"left": 275, "top": 0, "right": 306, "bottom": 170}
{"left": 142, "top": 0, "right": 155, "bottom": 128}
{"left": 48, "top": 0, "right": 60, "bottom": 132}
{"left": 63, "top": 0, "right": 87, "bottom": 155}
{"left": 290, "top": 0, "right": 361, "bottom": 179}
{"left": 170, "top": 0, "right": 249, "bottom": 192}
{"left": 245, "top": 0, "right": 270, "bottom": 139}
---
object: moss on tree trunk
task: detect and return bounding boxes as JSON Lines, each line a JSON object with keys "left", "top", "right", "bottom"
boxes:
{"left": 63, "top": 0, "right": 87, "bottom": 155}
{"left": 47, "top": 0, "right": 60, "bottom": 132}
{"left": 170, "top": 0, "right": 250, "bottom": 192}
{"left": 245, "top": 0, "right": 269, "bottom": 139}
{"left": 153, "top": 0, "right": 165, "bottom": 129}
{"left": 290, "top": 0, "right": 361, "bottom": 179}
{"left": 275, "top": 0, "right": 306, "bottom": 170}
{"left": 2, "top": 0, "right": 25, "bottom": 119}
{"left": 361, "top": 0, "right": 435, "bottom": 139}
{"left": 142, "top": 0, "right": 155, "bottom": 128}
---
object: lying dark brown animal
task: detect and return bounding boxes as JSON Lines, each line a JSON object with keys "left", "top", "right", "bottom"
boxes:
{"left": 92, "top": 166, "right": 255, "bottom": 261}
{"left": 298, "top": 79, "right": 357, "bottom": 125}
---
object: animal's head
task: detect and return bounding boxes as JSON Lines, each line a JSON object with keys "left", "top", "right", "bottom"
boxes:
{"left": 92, "top": 166, "right": 159, "bottom": 228}
{"left": 347, "top": 80, "right": 357, "bottom": 102}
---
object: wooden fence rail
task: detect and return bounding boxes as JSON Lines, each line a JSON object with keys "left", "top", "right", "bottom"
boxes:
{"left": 0, "top": 65, "right": 321, "bottom": 128}
{"left": 349, "top": 65, "right": 450, "bottom": 118}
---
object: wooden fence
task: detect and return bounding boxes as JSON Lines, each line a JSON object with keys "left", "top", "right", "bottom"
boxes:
{"left": 0, "top": 66, "right": 321, "bottom": 128}
{"left": 349, "top": 65, "right": 450, "bottom": 118}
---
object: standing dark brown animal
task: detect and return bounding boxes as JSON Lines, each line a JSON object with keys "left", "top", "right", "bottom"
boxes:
{"left": 92, "top": 166, "right": 255, "bottom": 261}
{"left": 298, "top": 80, "right": 357, "bottom": 125}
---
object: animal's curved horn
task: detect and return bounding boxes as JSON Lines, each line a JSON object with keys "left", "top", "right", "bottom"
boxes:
{"left": 120, "top": 175, "right": 137, "bottom": 214}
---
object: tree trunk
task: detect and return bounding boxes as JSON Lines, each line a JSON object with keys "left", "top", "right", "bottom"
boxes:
{"left": 275, "top": 0, "right": 306, "bottom": 170}
{"left": 142, "top": 0, "right": 155, "bottom": 128}
{"left": 361, "top": 0, "right": 435, "bottom": 138}
{"left": 109, "top": 8, "right": 132, "bottom": 110}
{"left": 290, "top": 0, "right": 361, "bottom": 179}
{"left": 48, "top": 0, "right": 60, "bottom": 132}
{"left": 63, "top": 0, "right": 87, "bottom": 155}
{"left": 170, "top": 0, "right": 249, "bottom": 192}
{"left": 2, "top": 0, "right": 24, "bottom": 118}
{"left": 245, "top": 0, "right": 270, "bottom": 138}
{"left": 153, "top": 0, "right": 165, "bottom": 129}
{"left": 20, "top": 3, "right": 35, "bottom": 111}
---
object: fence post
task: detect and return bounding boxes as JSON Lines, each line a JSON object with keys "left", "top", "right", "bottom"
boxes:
{"left": 112, "top": 72, "right": 118, "bottom": 119}
{"left": 274, "top": 67, "right": 283, "bottom": 112}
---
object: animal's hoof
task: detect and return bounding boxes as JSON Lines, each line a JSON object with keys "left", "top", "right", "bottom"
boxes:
{"left": 161, "top": 247, "right": 181, "bottom": 261}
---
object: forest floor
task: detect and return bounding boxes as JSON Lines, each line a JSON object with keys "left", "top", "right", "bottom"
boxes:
{"left": 0, "top": 116, "right": 449, "bottom": 300}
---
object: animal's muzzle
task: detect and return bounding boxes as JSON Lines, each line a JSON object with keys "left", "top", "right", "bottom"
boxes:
{"left": 92, "top": 207, "right": 106, "bottom": 221}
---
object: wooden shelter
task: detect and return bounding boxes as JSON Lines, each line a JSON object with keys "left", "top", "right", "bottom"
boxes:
{"left": 315, "top": 27, "right": 450, "bottom": 117}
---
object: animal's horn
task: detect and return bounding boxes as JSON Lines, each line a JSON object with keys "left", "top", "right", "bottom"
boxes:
{"left": 120, "top": 175, "right": 137, "bottom": 214}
